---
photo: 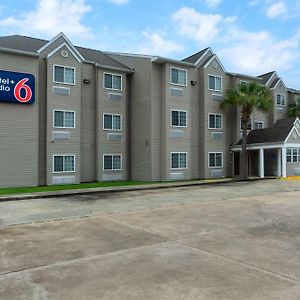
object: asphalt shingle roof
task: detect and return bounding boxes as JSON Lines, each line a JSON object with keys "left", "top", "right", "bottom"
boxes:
{"left": 258, "top": 71, "right": 275, "bottom": 85}
{"left": 182, "top": 48, "right": 210, "bottom": 64}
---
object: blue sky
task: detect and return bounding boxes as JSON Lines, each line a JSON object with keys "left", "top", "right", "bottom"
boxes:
{"left": 0, "top": 0, "right": 299, "bottom": 88}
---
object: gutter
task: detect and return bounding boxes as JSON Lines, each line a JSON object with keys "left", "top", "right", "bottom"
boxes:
{"left": 84, "top": 60, "right": 134, "bottom": 73}
{"left": 0, "top": 47, "right": 39, "bottom": 58}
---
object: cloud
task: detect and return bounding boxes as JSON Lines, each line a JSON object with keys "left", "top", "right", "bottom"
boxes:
{"left": 0, "top": 0, "right": 92, "bottom": 39}
{"left": 137, "top": 32, "right": 184, "bottom": 56}
{"left": 172, "top": 7, "right": 223, "bottom": 45}
{"left": 204, "top": 0, "right": 222, "bottom": 7}
{"left": 266, "top": 1, "right": 287, "bottom": 18}
{"left": 107, "top": 0, "right": 130, "bottom": 4}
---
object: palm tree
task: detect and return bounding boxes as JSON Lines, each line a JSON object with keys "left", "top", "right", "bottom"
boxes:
{"left": 288, "top": 97, "right": 300, "bottom": 117}
{"left": 221, "top": 82, "right": 272, "bottom": 179}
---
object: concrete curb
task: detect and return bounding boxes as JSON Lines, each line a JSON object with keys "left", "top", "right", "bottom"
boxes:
{"left": 0, "top": 178, "right": 273, "bottom": 202}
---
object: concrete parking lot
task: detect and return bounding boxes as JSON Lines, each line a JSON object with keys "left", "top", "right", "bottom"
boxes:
{"left": 0, "top": 179, "right": 300, "bottom": 299}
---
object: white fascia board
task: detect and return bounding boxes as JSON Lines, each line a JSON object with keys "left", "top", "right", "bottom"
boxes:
{"left": 195, "top": 47, "right": 213, "bottom": 65}
{"left": 0, "top": 47, "right": 39, "bottom": 57}
{"left": 284, "top": 125, "right": 300, "bottom": 144}
{"left": 265, "top": 71, "right": 278, "bottom": 86}
{"left": 271, "top": 78, "right": 288, "bottom": 91}
{"left": 47, "top": 43, "right": 82, "bottom": 63}
{"left": 203, "top": 55, "right": 226, "bottom": 72}
{"left": 231, "top": 142, "right": 285, "bottom": 151}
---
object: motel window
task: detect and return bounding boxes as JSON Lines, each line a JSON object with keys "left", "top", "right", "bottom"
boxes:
{"left": 209, "top": 114, "right": 222, "bottom": 129}
{"left": 287, "top": 148, "right": 300, "bottom": 163}
{"left": 171, "top": 110, "right": 187, "bottom": 127}
{"left": 171, "top": 153, "right": 187, "bottom": 169}
{"left": 240, "top": 80, "right": 249, "bottom": 85}
{"left": 276, "top": 94, "right": 285, "bottom": 106}
{"left": 208, "top": 75, "right": 222, "bottom": 92}
{"left": 104, "top": 73, "right": 122, "bottom": 90}
{"left": 254, "top": 121, "right": 264, "bottom": 130}
{"left": 103, "top": 155, "right": 122, "bottom": 170}
{"left": 103, "top": 114, "right": 122, "bottom": 130}
{"left": 240, "top": 116, "right": 253, "bottom": 131}
{"left": 54, "top": 110, "right": 75, "bottom": 128}
{"left": 54, "top": 65, "right": 75, "bottom": 84}
{"left": 53, "top": 155, "right": 75, "bottom": 173}
{"left": 171, "top": 68, "right": 187, "bottom": 86}
{"left": 209, "top": 152, "right": 223, "bottom": 168}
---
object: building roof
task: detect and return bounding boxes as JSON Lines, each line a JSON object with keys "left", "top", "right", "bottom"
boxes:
{"left": 258, "top": 71, "right": 276, "bottom": 85}
{"left": 0, "top": 34, "right": 132, "bottom": 72}
{"left": 269, "top": 77, "right": 281, "bottom": 89}
{"left": 237, "top": 118, "right": 296, "bottom": 145}
{"left": 182, "top": 48, "right": 210, "bottom": 64}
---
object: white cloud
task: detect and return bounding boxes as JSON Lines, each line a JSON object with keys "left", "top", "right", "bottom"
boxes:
{"left": 107, "top": 0, "right": 130, "bottom": 5}
{"left": 138, "top": 32, "right": 184, "bottom": 56}
{"left": 0, "top": 0, "right": 92, "bottom": 39}
{"left": 266, "top": 1, "right": 287, "bottom": 18}
{"left": 204, "top": 0, "right": 222, "bottom": 7}
{"left": 172, "top": 7, "right": 223, "bottom": 45}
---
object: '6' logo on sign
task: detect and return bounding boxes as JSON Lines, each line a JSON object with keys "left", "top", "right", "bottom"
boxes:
{"left": 14, "top": 78, "right": 33, "bottom": 103}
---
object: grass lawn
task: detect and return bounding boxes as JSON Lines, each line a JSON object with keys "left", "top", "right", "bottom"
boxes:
{"left": 0, "top": 181, "right": 152, "bottom": 196}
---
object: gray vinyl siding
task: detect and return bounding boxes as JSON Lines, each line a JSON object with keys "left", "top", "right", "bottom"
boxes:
{"left": 46, "top": 45, "right": 82, "bottom": 185}
{"left": 98, "top": 69, "right": 128, "bottom": 181}
{"left": 0, "top": 52, "right": 39, "bottom": 187}
{"left": 287, "top": 162, "right": 300, "bottom": 176}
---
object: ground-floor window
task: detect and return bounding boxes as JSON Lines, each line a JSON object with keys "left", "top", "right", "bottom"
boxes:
{"left": 209, "top": 152, "right": 223, "bottom": 168}
{"left": 254, "top": 121, "right": 264, "bottom": 130}
{"left": 287, "top": 148, "right": 300, "bottom": 163}
{"left": 171, "top": 152, "right": 187, "bottom": 169}
{"left": 53, "top": 155, "right": 75, "bottom": 173}
{"left": 103, "top": 154, "right": 122, "bottom": 170}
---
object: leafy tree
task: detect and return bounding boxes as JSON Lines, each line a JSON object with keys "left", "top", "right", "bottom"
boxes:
{"left": 288, "top": 97, "right": 300, "bottom": 117}
{"left": 221, "top": 82, "right": 272, "bottom": 179}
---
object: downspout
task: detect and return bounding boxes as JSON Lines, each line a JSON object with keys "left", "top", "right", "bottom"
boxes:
{"left": 94, "top": 63, "right": 100, "bottom": 181}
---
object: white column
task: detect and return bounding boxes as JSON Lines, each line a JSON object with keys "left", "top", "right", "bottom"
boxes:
{"left": 277, "top": 148, "right": 282, "bottom": 177}
{"left": 259, "top": 148, "right": 264, "bottom": 178}
{"left": 282, "top": 147, "right": 287, "bottom": 178}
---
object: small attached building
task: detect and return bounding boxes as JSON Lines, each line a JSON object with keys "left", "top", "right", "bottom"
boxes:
{"left": 232, "top": 118, "right": 300, "bottom": 178}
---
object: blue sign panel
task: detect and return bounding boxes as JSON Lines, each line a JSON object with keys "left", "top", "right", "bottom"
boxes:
{"left": 0, "top": 70, "right": 35, "bottom": 104}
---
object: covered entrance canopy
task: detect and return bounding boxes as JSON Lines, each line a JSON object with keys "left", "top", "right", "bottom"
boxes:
{"left": 231, "top": 118, "right": 300, "bottom": 178}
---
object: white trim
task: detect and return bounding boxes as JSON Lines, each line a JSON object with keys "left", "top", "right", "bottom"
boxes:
{"left": 37, "top": 32, "right": 84, "bottom": 61}
{"left": 47, "top": 43, "right": 82, "bottom": 63}
{"left": 170, "top": 67, "right": 188, "bottom": 87}
{"left": 170, "top": 109, "right": 188, "bottom": 128}
{"left": 53, "top": 64, "right": 76, "bottom": 85}
{"left": 103, "top": 154, "right": 122, "bottom": 171}
{"left": 53, "top": 110, "right": 76, "bottom": 129}
{"left": 208, "top": 113, "right": 223, "bottom": 130}
{"left": 276, "top": 93, "right": 286, "bottom": 106}
{"left": 208, "top": 74, "right": 222, "bottom": 92}
{"left": 284, "top": 126, "right": 300, "bottom": 143}
{"left": 53, "top": 154, "right": 76, "bottom": 173}
{"left": 208, "top": 152, "right": 224, "bottom": 168}
{"left": 195, "top": 47, "right": 213, "bottom": 65}
{"left": 265, "top": 72, "right": 277, "bottom": 86}
{"left": 204, "top": 55, "right": 226, "bottom": 73}
{"left": 271, "top": 78, "right": 288, "bottom": 91}
{"left": 254, "top": 121, "right": 264, "bottom": 130}
{"left": 103, "top": 72, "right": 123, "bottom": 91}
{"left": 170, "top": 152, "right": 188, "bottom": 170}
{"left": 103, "top": 113, "right": 122, "bottom": 131}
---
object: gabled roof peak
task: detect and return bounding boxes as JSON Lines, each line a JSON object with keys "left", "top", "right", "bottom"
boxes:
{"left": 182, "top": 47, "right": 213, "bottom": 64}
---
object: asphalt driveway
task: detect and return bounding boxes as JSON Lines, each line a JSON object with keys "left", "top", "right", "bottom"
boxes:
{"left": 0, "top": 179, "right": 300, "bottom": 299}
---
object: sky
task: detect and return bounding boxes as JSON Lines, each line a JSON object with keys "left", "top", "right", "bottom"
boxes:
{"left": 0, "top": 0, "right": 299, "bottom": 88}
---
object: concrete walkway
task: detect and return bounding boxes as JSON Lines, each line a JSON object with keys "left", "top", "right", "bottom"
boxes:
{"left": 1, "top": 180, "right": 300, "bottom": 299}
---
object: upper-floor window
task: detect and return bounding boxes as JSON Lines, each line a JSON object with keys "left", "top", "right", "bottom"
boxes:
{"left": 171, "top": 110, "right": 187, "bottom": 127}
{"left": 240, "top": 80, "right": 249, "bottom": 86}
{"left": 276, "top": 94, "right": 285, "bottom": 106}
{"left": 287, "top": 148, "right": 300, "bottom": 163}
{"left": 254, "top": 121, "right": 264, "bottom": 130}
{"left": 240, "top": 116, "right": 253, "bottom": 131}
{"left": 53, "top": 155, "right": 75, "bottom": 173}
{"left": 103, "top": 154, "right": 122, "bottom": 170}
{"left": 54, "top": 110, "right": 75, "bottom": 128}
{"left": 209, "top": 152, "right": 223, "bottom": 168}
{"left": 171, "top": 152, "right": 187, "bottom": 169}
{"left": 171, "top": 68, "right": 187, "bottom": 86}
{"left": 209, "top": 75, "right": 222, "bottom": 92}
{"left": 208, "top": 114, "right": 222, "bottom": 129}
{"left": 104, "top": 73, "right": 122, "bottom": 91}
{"left": 54, "top": 65, "right": 75, "bottom": 85}
{"left": 103, "top": 113, "right": 122, "bottom": 131}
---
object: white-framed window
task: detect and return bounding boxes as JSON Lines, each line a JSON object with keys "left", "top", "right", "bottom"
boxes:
{"left": 53, "top": 110, "right": 75, "bottom": 128}
{"left": 53, "top": 65, "right": 75, "bottom": 85}
{"left": 103, "top": 114, "right": 122, "bottom": 131}
{"left": 53, "top": 155, "right": 75, "bottom": 173}
{"left": 171, "top": 110, "right": 187, "bottom": 127}
{"left": 103, "top": 154, "right": 122, "bottom": 170}
{"left": 287, "top": 148, "right": 300, "bottom": 163}
{"left": 240, "top": 116, "right": 253, "bottom": 131}
{"left": 208, "top": 114, "right": 223, "bottom": 129}
{"left": 104, "top": 73, "right": 122, "bottom": 91}
{"left": 170, "top": 67, "right": 187, "bottom": 86}
{"left": 276, "top": 94, "right": 286, "bottom": 106}
{"left": 254, "top": 121, "right": 264, "bottom": 130}
{"left": 171, "top": 152, "right": 187, "bottom": 169}
{"left": 208, "top": 75, "right": 222, "bottom": 92}
{"left": 208, "top": 152, "right": 223, "bottom": 168}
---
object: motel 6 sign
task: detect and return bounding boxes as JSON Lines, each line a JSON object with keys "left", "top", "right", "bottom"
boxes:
{"left": 0, "top": 70, "right": 35, "bottom": 104}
